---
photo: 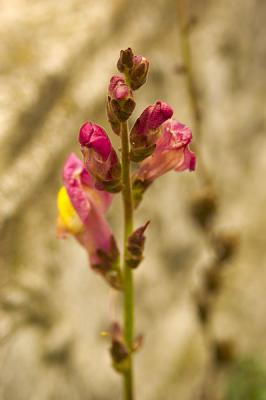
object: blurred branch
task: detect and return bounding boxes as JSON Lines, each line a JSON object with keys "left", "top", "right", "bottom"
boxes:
{"left": 177, "top": 0, "right": 210, "bottom": 186}
{"left": 176, "top": 1, "right": 239, "bottom": 399}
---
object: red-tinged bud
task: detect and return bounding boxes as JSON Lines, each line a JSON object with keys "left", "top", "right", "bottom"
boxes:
{"left": 117, "top": 48, "right": 149, "bottom": 90}
{"left": 130, "top": 101, "right": 173, "bottom": 162}
{"left": 106, "top": 97, "right": 120, "bottom": 135}
{"left": 126, "top": 221, "right": 150, "bottom": 268}
{"left": 117, "top": 47, "right": 134, "bottom": 72}
{"left": 108, "top": 76, "right": 135, "bottom": 121}
{"left": 128, "top": 55, "right": 149, "bottom": 90}
{"left": 107, "top": 321, "right": 143, "bottom": 373}
{"left": 79, "top": 122, "right": 122, "bottom": 193}
{"left": 109, "top": 322, "right": 130, "bottom": 373}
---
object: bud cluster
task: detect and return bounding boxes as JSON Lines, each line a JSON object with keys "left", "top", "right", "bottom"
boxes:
{"left": 57, "top": 47, "right": 196, "bottom": 287}
{"left": 117, "top": 47, "right": 149, "bottom": 90}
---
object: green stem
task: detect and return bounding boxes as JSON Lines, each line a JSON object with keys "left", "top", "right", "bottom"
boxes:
{"left": 121, "top": 121, "right": 134, "bottom": 400}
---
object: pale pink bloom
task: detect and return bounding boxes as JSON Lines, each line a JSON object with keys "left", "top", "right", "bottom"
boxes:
{"left": 133, "top": 119, "right": 196, "bottom": 183}
{"left": 57, "top": 153, "right": 121, "bottom": 289}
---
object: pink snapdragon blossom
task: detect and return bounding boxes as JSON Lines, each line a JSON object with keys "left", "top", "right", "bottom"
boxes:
{"left": 57, "top": 153, "right": 122, "bottom": 289}
{"left": 130, "top": 101, "right": 173, "bottom": 161}
{"left": 133, "top": 119, "right": 196, "bottom": 183}
{"left": 79, "top": 122, "right": 122, "bottom": 193}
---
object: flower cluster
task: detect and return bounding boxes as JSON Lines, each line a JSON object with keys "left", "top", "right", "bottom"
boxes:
{"left": 57, "top": 47, "right": 196, "bottom": 289}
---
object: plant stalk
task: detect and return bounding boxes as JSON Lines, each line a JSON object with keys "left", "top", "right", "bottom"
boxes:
{"left": 121, "top": 120, "right": 134, "bottom": 400}
{"left": 177, "top": 0, "right": 211, "bottom": 186}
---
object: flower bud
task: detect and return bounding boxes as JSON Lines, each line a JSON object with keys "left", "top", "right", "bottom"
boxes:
{"left": 130, "top": 101, "right": 173, "bottom": 162}
{"left": 117, "top": 48, "right": 149, "bottom": 90}
{"left": 109, "top": 322, "right": 129, "bottom": 373}
{"left": 117, "top": 47, "right": 134, "bottom": 72}
{"left": 79, "top": 122, "right": 122, "bottom": 193}
{"left": 108, "top": 76, "right": 135, "bottom": 121}
{"left": 126, "top": 221, "right": 150, "bottom": 269}
{"left": 128, "top": 55, "right": 149, "bottom": 90}
{"left": 106, "top": 97, "right": 120, "bottom": 135}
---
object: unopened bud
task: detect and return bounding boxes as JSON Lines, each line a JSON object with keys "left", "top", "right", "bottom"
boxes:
{"left": 108, "top": 76, "right": 135, "bottom": 121}
{"left": 130, "top": 101, "right": 173, "bottom": 162}
{"left": 129, "top": 55, "right": 149, "bottom": 90}
{"left": 108, "top": 322, "right": 130, "bottom": 373}
{"left": 126, "top": 221, "right": 150, "bottom": 268}
{"left": 79, "top": 122, "right": 122, "bottom": 193}
{"left": 106, "top": 97, "right": 120, "bottom": 135}
{"left": 132, "top": 179, "right": 152, "bottom": 209}
{"left": 117, "top": 48, "right": 149, "bottom": 90}
{"left": 94, "top": 237, "right": 123, "bottom": 290}
{"left": 117, "top": 47, "right": 134, "bottom": 72}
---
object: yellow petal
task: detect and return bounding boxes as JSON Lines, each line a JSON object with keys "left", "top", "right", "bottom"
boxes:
{"left": 57, "top": 187, "right": 83, "bottom": 235}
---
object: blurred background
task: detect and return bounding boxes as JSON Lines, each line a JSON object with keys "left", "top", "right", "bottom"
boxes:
{"left": 0, "top": 0, "right": 266, "bottom": 399}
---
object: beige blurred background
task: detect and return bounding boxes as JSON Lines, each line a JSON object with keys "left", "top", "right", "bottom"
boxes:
{"left": 0, "top": 0, "right": 266, "bottom": 399}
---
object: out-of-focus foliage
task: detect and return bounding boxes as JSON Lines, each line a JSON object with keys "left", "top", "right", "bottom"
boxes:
{"left": 226, "top": 359, "right": 266, "bottom": 400}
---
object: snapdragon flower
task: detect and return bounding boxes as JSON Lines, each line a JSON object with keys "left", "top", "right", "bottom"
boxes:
{"left": 57, "top": 153, "right": 122, "bottom": 289}
{"left": 132, "top": 119, "right": 196, "bottom": 206}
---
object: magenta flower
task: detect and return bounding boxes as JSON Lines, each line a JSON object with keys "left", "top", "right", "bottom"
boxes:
{"left": 79, "top": 122, "right": 122, "bottom": 193}
{"left": 133, "top": 119, "right": 196, "bottom": 183}
{"left": 57, "top": 153, "right": 122, "bottom": 289}
{"left": 130, "top": 101, "right": 173, "bottom": 161}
